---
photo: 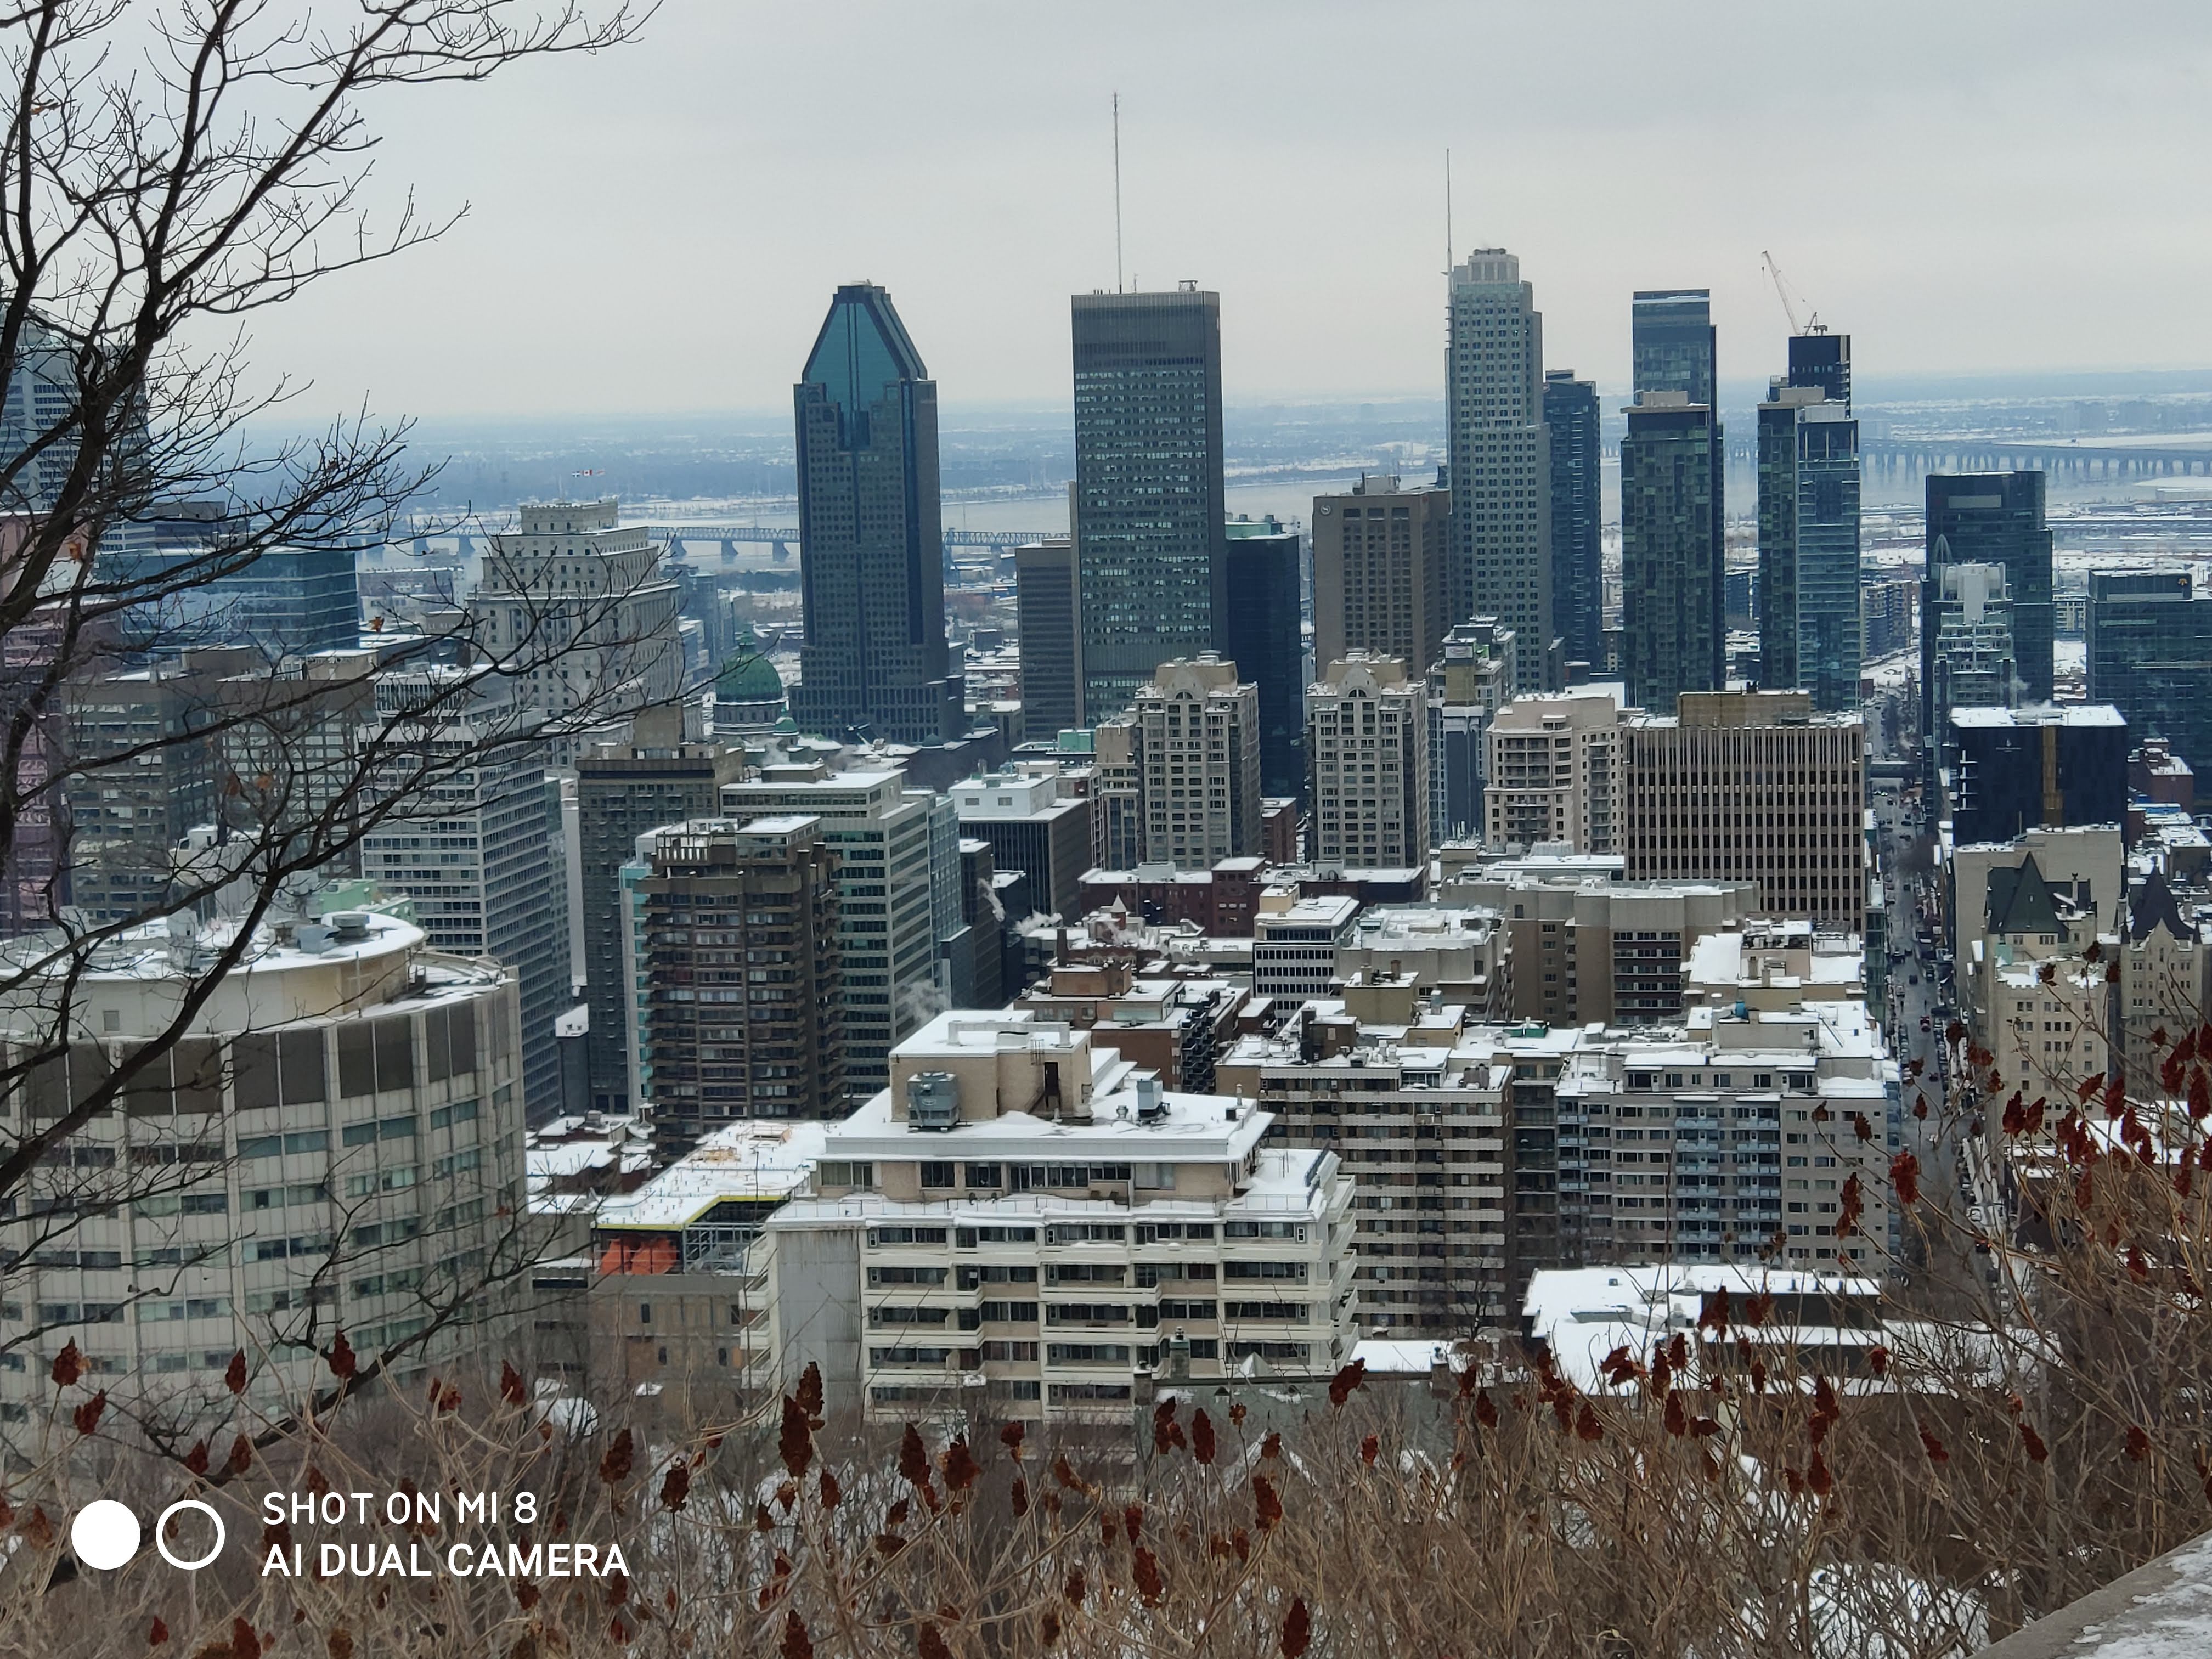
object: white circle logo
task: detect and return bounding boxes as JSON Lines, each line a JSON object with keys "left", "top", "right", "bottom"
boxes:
{"left": 154, "top": 1498, "right": 225, "bottom": 1571}
{"left": 71, "top": 1500, "right": 141, "bottom": 1570}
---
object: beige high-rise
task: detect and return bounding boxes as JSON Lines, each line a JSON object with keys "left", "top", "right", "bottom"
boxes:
{"left": 1097, "top": 656, "right": 1262, "bottom": 871}
{"left": 1483, "top": 689, "right": 1626, "bottom": 853}
{"left": 1312, "top": 473, "right": 1452, "bottom": 681}
{"left": 1306, "top": 654, "right": 1430, "bottom": 870}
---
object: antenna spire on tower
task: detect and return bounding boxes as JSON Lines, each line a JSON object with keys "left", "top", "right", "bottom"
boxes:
{"left": 1113, "top": 93, "right": 1125, "bottom": 294}
{"left": 1444, "top": 149, "right": 1453, "bottom": 278}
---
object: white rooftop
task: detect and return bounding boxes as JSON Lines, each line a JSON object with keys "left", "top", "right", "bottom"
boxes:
{"left": 594, "top": 1120, "right": 830, "bottom": 1232}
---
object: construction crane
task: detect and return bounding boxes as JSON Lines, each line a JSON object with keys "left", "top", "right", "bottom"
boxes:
{"left": 1762, "top": 250, "right": 1825, "bottom": 336}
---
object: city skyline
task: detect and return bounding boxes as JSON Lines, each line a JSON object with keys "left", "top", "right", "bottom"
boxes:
{"left": 227, "top": 2, "right": 2212, "bottom": 421}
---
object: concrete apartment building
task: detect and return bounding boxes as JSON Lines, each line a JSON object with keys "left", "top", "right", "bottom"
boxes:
{"left": 1449, "top": 867, "right": 1760, "bottom": 1029}
{"left": 949, "top": 769, "right": 1092, "bottom": 923}
{"left": 1009, "top": 961, "right": 1248, "bottom": 1093}
{"left": 1429, "top": 617, "right": 1518, "bottom": 849}
{"left": 1311, "top": 473, "right": 1453, "bottom": 681}
{"left": 1622, "top": 691, "right": 1866, "bottom": 933}
{"left": 1332, "top": 905, "right": 1508, "bottom": 1018}
{"left": 619, "top": 816, "right": 845, "bottom": 1153}
{"left": 1254, "top": 892, "right": 1362, "bottom": 1002}
{"left": 1307, "top": 654, "right": 1430, "bottom": 871}
{"left": 1958, "top": 853, "right": 2114, "bottom": 1096}
{"left": 0, "top": 910, "right": 525, "bottom": 1430}
{"left": 1099, "top": 656, "right": 1263, "bottom": 871}
{"left": 467, "top": 498, "right": 682, "bottom": 757}
{"left": 575, "top": 713, "right": 747, "bottom": 1112}
{"left": 2121, "top": 871, "right": 2210, "bottom": 1091}
{"left": 1483, "top": 689, "right": 1625, "bottom": 853}
{"left": 770, "top": 1011, "right": 1359, "bottom": 1422}
{"left": 721, "top": 763, "right": 942, "bottom": 1100}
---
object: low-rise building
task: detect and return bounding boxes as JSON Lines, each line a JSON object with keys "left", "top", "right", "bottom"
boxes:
{"left": 1332, "top": 904, "right": 1508, "bottom": 1018}
{"left": 772, "top": 1011, "right": 1359, "bottom": 1422}
{"left": 1010, "top": 963, "right": 1248, "bottom": 1093}
{"left": 1254, "top": 892, "right": 1361, "bottom": 1002}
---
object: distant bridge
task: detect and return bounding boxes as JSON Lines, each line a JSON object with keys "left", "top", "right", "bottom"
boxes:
{"left": 1859, "top": 437, "right": 2212, "bottom": 479}
{"left": 640, "top": 524, "right": 1056, "bottom": 553}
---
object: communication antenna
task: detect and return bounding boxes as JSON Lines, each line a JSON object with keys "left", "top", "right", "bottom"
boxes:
{"left": 1444, "top": 149, "right": 1453, "bottom": 277}
{"left": 1113, "top": 93, "right": 1125, "bottom": 294}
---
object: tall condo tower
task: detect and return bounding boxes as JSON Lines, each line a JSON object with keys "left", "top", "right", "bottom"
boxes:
{"left": 1921, "top": 472, "right": 2053, "bottom": 788}
{"left": 1621, "top": 393, "right": 1723, "bottom": 713}
{"left": 1757, "top": 332, "right": 1860, "bottom": 712}
{"left": 789, "top": 283, "right": 963, "bottom": 745}
{"left": 1446, "top": 250, "right": 1553, "bottom": 693}
{"left": 1542, "top": 372, "right": 1603, "bottom": 670}
{"left": 1070, "top": 286, "right": 1228, "bottom": 723}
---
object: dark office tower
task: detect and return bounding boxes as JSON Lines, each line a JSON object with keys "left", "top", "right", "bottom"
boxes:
{"left": 1447, "top": 251, "right": 1553, "bottom": 692}
{"left": 1070, "top": 286, "right": 1228, "bottom": 723}
{"left": 2088, "top": 572, "right": 2212, "bottom": 779}
{"left": 789, "top": 283, "right": 962, "bottom": 745}
{"left": 1542, "top": 372, "right": 1603, "bottom": 669}
{"left": 1014, "top": 537, "right": 1083, "bottom": 739}
{"left": 1946, "top": 706, "right": 2128, "bottom": 844}
{"left": 1757, "top": 382, "right": 1861, "bottom": 711}
{"left": 1632, "top": 289, "right": 1718, "bottom": 405}
{"left": 1787, "top": 332, "right": 1852, "bottom": 407}
{"left": 1223, "top": 516, "right": 1306, "bottom": 799}
{"left": 1620, "top": 396, "right": 1723, "bottom": 713}
{"left": 575, "top": 709, "right": 745, "bottom": 1112}
{"left": 1922, "top": 473, "right": 2055, "bottom": 759}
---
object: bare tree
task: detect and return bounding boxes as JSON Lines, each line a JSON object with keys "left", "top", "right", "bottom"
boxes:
{"left": 0, "top": 0, "right": 663, "bottom": 1460}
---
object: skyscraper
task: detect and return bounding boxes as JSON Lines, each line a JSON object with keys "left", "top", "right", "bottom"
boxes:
{"left": 1787, "top": 332, "right": 1852, "bottom": 405}
{"left": 1621, "top": 394, "right": 1723, "bottom": 713}
{"left": 1630, "top": 291, "right": 1726, "bottom": 701}
{"left": 789, "top": 284, "right": 963, "bottom": 745}
{"left": 1306, "top": 654, "right": 1429, "bottom": 870}
{"left": 1313, "top": 472, "right": 1452, "bottom": 685}
{"left": 575, "top": 712, "right": 746, "bottom": 1111}
{"left": 1222, "top": 515, "right": 1306, "bottom": 800}
{"left": 1542, "top": 372, "right": 1603, "bottom": 670}
{"left": 1757, "top": 377, "right": 1860, "bottom": 712}
{"left": 1098, "top": 656, "right": 1262, "bottom": 870}
{"left": 1446, "top": 251, "right": 1552, "bottom": 692}
{"left": 1013, "top": 537, "right": 1083, "bottom": 740}
{"left": 1070, "top": 286, "right": 1228, "bottom": 722}
{"left": 620, "top": 815, "right": 844, "bottom": 1154}
{"left": 1923, "top": 473, "right": 2054, "bottom": 771}
{"left": 1930, "top": 563, "right": 2021, "bottom": 737}
{"left": 1632, "top": 289, "right": 1719, "bottom": 405}
{"left": 2087, "top": 572, "right": 2212, "bottom": 780}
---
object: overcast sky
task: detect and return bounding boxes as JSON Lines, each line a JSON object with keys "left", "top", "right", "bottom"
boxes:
{"left": 245, "top": 1, "right": 2212, "bottom": 422}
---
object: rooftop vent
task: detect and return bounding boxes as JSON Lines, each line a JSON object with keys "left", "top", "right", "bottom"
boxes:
{"left": 906, "top": 1071, "right": 960, "bottom": 1132}
{"left": 327, "top": 911, "right": 371, "bottom": 941}
{"left": 1134, "top": 1076, "right": 1167, "bottom": 1122}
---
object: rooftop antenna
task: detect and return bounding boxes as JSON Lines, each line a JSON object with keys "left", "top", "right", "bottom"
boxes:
{"left": 1444, "top": 149, "right": 1453, "bottom": 278}
{"left": 1113, "top": 93, "right": 1125, "bottom": 294}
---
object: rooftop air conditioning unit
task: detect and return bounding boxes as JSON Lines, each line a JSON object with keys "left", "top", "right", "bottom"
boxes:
{"left": 906, "top": 1071, "right": 960, "bottom": 1131}
{"left": 1134, "top": 1076, "right": 1167, "bottom": 1122}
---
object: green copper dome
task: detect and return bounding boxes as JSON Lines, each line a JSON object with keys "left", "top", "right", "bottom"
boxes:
{"left": 715, "top": 628, "right": 785, "bottom": 704}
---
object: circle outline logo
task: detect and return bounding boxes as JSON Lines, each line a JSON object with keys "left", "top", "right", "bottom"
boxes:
{"left": 154, "top": 1498, "right": 225, "bottom": 1570}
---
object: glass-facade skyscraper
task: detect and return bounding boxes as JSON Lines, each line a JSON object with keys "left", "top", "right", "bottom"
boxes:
{"left": 1222, "top": 517, "right": 1306, "bottom": 800}
{"left": 1543, "top": 371, "right": 1603, "bottom": 671}
{"left": 1757, "top": 333, "right": 1860, "bottom": 712}
{"left": 1447, "top": 251, "right": 1552, "bottom": 693}
{"left": 1621, "top": 396, "right": 1723, "bottom": 713}
{"left": 789, "top": 283, "right": 963, "bottom": 745}
{"left": 1922, "top": 472, "right": 2053, "bottom": 772}
{"left": 2087, "top": 571, "right": 2212, "bottom": 780}
{"left": 1632, "top": 289, "right": 1719, "bottom": 405}
{"left": 1070, "top": 287, "right": 1228, "bottom": 723}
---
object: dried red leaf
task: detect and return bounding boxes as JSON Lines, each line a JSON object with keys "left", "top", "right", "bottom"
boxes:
{"left": 1192, "top": 1408, "right": 1216, "bottom": 1464}
{"left": 659, "top": 1462, "right": 691, "bottom": 1511}
{"left": 1261, "top": 1431, "right": 1282, "bottom": 1460}
{"left": 1063, "top": 1566, "right": 1086, "bottom": 1607}
{"left": 224, "top": 1351, "right": 249, "bottom": 1395}
{"left": 1009, "top": 1476, "right": 1028, "bottom": 1517}
{"left": 599, "top": 1427, "right": 635, "bottom": 1486}
{"left": 50, "top": 1342, "right": 81, "bottom": 1389}
{"left": 1575, "top": 1403, "right": 1604, "bottom": 1442}
{"left": 1664, "top": 1391, "right": 1689, "bottom": 1438}
{"left": 1920, "top": 1428, "right": 1950, "bottom": 1465}
{"left": 71, "top": 1391, "right": 105, "bottom": 1437}
{"left": 1327, "top": 1357, "right": 1367, "bottom": 1407}
{"left": 1869, "top": 1345, "right": 1891, "bottom": 1378}
{"left": 1809, "top": 1450, "right": 1833, "bottom": 1496}
{"left": 228, "top": 1434, "right": 252, "bottom": 1475}
{"left": 182, "top": 1440, "right": 210, "bottom": 1476}
{"left": 1475, "top": 1389, "right": 1500, "bottom": 1429}
{"left": 1152, "top": 1401, "right": 1184, "bottom": 1457}
{"left": 794, "top": 1362, "right": 824, "bottom": 1420}
{"left": 1131, "top": 1544, "right": 1165, "bottom": 1605}
{"left": 326, "top": 1331, "right": 357, "bottom": 1381}
{"left": 999, "top": 1420, "right": 1025, "bottom": 1459}
{"left": 1254, "top": 1473, "right": 1283, "bottom": 1531}
{"left": 1122, "top": 1502, "right": 1144, "bottom": 1544}
{"left": 819, "top": 1468, "right": 841, "bottom": 1510}
{"left": 1360, "top": 1433, "right": 1380, "bottom": 1466}
{"left": 1040, "top": 1607, "right": 1062, "bottom": 1646}
{"left": 1280, "top": 1596, "right": 1312, "bottom": 1658}
{"left": 778, "top": 1397, "right": 813, "bottom": 1479}
{"left": 944, "top": 1436, "right": 981, "bottom": 1494}
{"left": 780, "top": 1611, "right": 814, "bottom": 1659}
{"left": 2021, "top": 1422, "right": 2049, "bottom": 1463}
{"left": 2128, "top": 1424, "right": 2152, "bottom": 1463}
